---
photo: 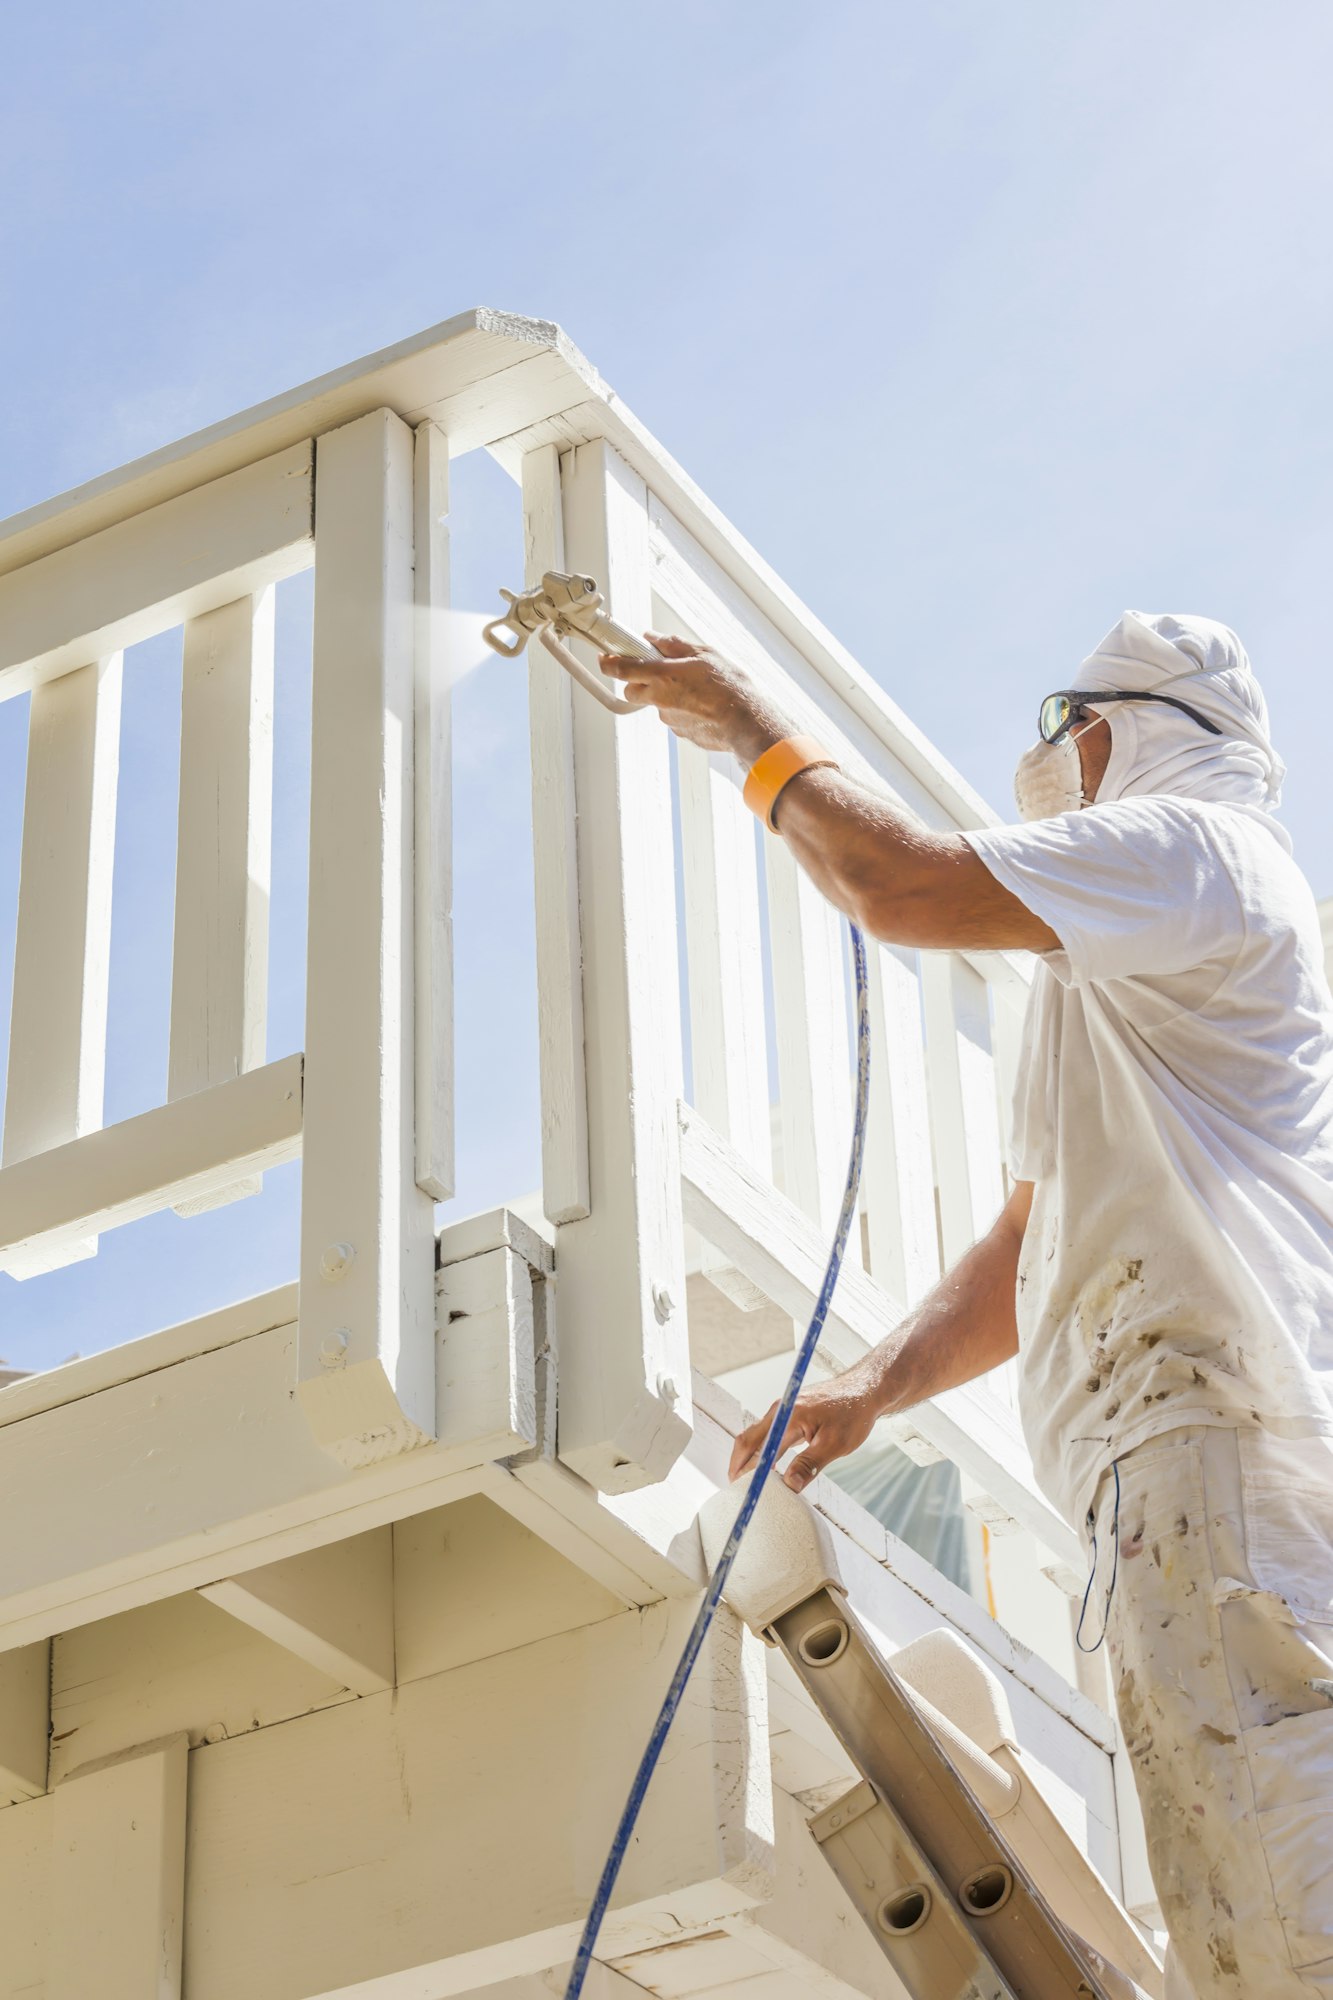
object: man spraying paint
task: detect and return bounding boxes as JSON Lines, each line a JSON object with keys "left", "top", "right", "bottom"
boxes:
{"left": 599, "top": 610, "right": 1333, "bottom": 2000}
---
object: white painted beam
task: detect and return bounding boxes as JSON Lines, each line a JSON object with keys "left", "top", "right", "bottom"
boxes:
{"left": 550, "top": 438, "right": 691, "bottom": 1492}
{"left": 0, "top": 441, "right": 312, "bottom": 702}
{"left": 0, "top": 1284, "right": 298, "bottom": 1429}
{"left": 48, "top": 1734, "right": 188, "bottom": 2000}
{"left": 0, "top": 1234, "right": 536, "bottom": 1650}
{"left": 412, "top": 420, "right": 455, "bottom": 1201}
{"left": 298, "top": 409, "right": 438, "bottom": 1467}
{"left": 678, "top": 1100, "right": 1083, "bottom": 1574}
{"left": 523, "top": 441, "right": 590, "bottom": 1224}
{"left": 0, "top": 1053, "right": 302, "bottom": 1276}
{"left": 179, "top": 1603, "right": 769, "bottom": 2000}
{"left": 2, "top": 651, "right": 121, "bottom": 1277}
{"left": 0, "top": 1639, "right": 48, "bottom": 1804}
{"left": 169, "top": 589, "right": 275, "bottom": 1215}
{"left": 200, "top": 1527, "right": 394, "bottom": 1696}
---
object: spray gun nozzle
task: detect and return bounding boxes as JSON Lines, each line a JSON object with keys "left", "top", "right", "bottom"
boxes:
{"left": 482, "top": 571, "right": 656, "bottom": 715}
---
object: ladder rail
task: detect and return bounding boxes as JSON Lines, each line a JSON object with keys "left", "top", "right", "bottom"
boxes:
{"left": 775, "top": 1588, "right": 1151, "bottom": 2000}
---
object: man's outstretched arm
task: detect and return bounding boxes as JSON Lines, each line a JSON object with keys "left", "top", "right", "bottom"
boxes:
{"left": 598, "top": 635, "right": 1058, "bottom": 954}
{"left": 729, "top": 1179, "right": 1032, "bottom": 1492}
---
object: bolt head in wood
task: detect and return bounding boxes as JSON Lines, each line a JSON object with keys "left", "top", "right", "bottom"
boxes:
{"left": 320, "top": 1242, "right": 356, "bottom": 1281}
{"left": 319, "top": 1330, "right": 350, "bottom": 1368}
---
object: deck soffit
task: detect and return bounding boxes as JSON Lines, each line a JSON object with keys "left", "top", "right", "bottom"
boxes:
{"left": 1, "top": 305, "right": 1000, "bottom": 834}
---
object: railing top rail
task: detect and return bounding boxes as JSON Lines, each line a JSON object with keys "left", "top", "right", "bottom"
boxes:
{"left": 2, "top": 307, "right": 1002, "bottom": 841}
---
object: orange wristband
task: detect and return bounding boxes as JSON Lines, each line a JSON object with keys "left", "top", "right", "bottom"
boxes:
{"left": 743, "top": 735, "right": 839, "bottom": 830}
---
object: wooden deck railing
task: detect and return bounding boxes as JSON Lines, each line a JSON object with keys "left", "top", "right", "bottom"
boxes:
{"left": 0, "top": 310, "right": 1073, "bottom": 1567}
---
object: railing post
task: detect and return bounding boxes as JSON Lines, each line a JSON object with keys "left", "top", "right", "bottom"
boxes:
{"left": 298, "top": 408, "right": 437, "bottom": 1466}
{"left": 533, "top": 436, "right": 691, "bottom": 1492}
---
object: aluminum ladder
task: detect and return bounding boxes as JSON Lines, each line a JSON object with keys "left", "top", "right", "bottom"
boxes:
{"left": 701, "top": 1480, "right": 1164, "bottom": 2000}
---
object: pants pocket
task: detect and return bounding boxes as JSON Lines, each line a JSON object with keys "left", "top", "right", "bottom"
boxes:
{"left": 1239, "top": 1429, "right": 1333, "bottom": 1625}
{"left": 1244, "top": 1706, "right": 1333, "bottom": 1971}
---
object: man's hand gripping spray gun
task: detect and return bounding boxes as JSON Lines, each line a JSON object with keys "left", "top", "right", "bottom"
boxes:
{"left": 481, "top": 569, "right": 656, "bottom": 711}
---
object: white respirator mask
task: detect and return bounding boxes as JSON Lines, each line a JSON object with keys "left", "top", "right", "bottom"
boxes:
{"left": 1013, "top": 732, "right": 1085, "bottom": 822}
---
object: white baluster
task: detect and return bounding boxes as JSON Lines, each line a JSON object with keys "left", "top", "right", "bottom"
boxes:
{"left": 863, "top": 940, "right": 941, "bottom": 1307}
{"left": 169, "top": 591, "right": 274, "bottom": 1214}
{"left": 676, "top": 736, "right": 773, "bottom": 1310}
{"left": 1, "top": 654, "right": 121, "bottom": 1277}
{"left": 763, "top": 838, "right": 861, "bottom": 1264}
{"left": 921, "top": 951, "right": 1006, "bottom": 1268}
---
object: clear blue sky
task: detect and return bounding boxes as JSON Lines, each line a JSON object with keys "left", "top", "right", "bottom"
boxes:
{"left": 3, "top": 2, "right": 1333, "bottom": 1367}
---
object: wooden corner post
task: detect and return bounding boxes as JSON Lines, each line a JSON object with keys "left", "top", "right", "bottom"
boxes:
{"left": 298, "top": 408, "right": 438, "bottom": 1465}
{"left": 526, "top": 437, "right": 691, "bottom": 1492}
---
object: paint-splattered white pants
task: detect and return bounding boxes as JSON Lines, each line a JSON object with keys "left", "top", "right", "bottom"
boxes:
{"left": 1091, "top": 1423, "right": 1333, "bottom": 1998}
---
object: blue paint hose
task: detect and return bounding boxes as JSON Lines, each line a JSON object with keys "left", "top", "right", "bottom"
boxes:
{"left": 563, "top": 921, "right": 872, "bottom": 1999}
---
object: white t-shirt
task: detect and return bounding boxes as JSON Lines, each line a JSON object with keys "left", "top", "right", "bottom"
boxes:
{"left": 963, "top": 796, "right": 1333, "bottom": 1538}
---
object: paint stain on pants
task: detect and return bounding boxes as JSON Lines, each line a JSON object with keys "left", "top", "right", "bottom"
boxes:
{"left": 1094, "top": 1424, "right": 1333, "bottom": 1999}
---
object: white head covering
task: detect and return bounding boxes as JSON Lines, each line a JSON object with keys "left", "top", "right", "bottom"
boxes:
{"left": 1077, "top": 610, "right": 1285, "bottom": 818}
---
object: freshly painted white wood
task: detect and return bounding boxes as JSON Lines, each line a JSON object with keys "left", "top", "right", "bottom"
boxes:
{"left": 863, "top": 940, "right": 941, "bottom": 1306}
{"left": 549, "top": 437, "right": 691, "bottom": 1491}
{"left": 393, "top": 1493, "right": 621, "bottom": 1683}
{"left": 436, "top": 1246, "right": 537, "bottom": 1463}
{"left": 0, "top": 308, "right": 1005, "bottom": 850}
{"left": 298, "top": 408, "right": 438, "bottom": 1467}
{"left": 438, "top": 1203, "right": 554, "bottom": 1275}
{"left": 498, "top": 1354, "right": 1109, "bottom": 1760}
{"left": 674, "top": 729, "right": 773, "bottom": 1310}
{"left": 0, "top": 442, "right": 312, "bottom": 703}
{"left": 200, "top": 1527, "right": 394, "bottom": 1695}
{"left": 412, "top": 420, "right": 454, "bottom": 1201}
{"left": 49, "top": 1733, "right": 188, "bottom": 2000}
{"left": 0, "top": 1284, "right": 297, "bottom": 1429}
{"left": 675, "top": 741, "right": 771, "bottom": 1173}
{"left": 0, "top": 1257, "right": 534, "bottom": 1650}
{"left": 763, "top": 838, "right": 859, "bottom": 1258}
{"left": 0, "top": 1640, "right": 48, "bottom": 1803}
{"left": 920, "top": 949, "right": 1007, "bottom": 1266}
{"left": 169, "top": 589, "right": 274, "bottom": 1216}
{"left": 0, "top": 314, "right": 549, "bottom": 579}
{"left": 678, "top": 1099, "right": 1083, "bottom": 1573}
{"left": 634, "top": 452, "right": 997, "bottom": 834}
{"left": 0, "top": 1053, "right": 302, "bottom": 1275}
{"left": 49, "top": 1592, "right": 353, "bottom": 1786}
{"left": 989, "top": 965, "right": 1030, "bottom": 1178}
{"left": 2, "top": 651, "right": 121, "bottom": 1278}
{"left": 180, "top": 1602, "right": 769, "bottom": 2000}
{"left": 522, "top": 440, "right": 589, "bottom": 1223}
{"left": 0, "top": 1789, "right": 49, "bottom": 1989}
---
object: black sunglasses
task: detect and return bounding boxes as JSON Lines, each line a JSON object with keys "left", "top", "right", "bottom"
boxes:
{"left": 1039, "top": 689, "right": 1224, "bottom": 746}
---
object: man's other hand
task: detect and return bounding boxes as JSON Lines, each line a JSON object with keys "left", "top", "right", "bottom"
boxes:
{"left": 728, "top": 1366, "right": 882, "bottom": 1494}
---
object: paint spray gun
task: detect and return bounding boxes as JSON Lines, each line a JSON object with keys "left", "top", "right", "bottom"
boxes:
{"left": 481, "top": 570, "right": 658, "bottom": 715}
